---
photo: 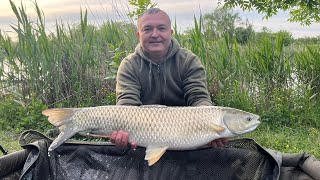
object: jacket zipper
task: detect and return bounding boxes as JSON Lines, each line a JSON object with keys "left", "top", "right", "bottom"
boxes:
{"left": 157, "top": 64, "right": 163, "bottom": 104}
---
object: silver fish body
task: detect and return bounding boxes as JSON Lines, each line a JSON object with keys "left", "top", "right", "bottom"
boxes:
{"left": 43, "top": 105, "right": 260, "bottom": 165}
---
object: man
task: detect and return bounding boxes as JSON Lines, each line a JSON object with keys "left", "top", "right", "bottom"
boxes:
{"left": 112, "top": 8, "right": 227, "bottom": 149}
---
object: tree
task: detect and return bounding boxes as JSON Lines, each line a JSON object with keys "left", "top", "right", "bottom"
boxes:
{"left": 235, "top": 25, "right": 254, "bottom": 44}
{"left": 220, "top": 0, "right": 320, "bottom": 26}
{"left": 128, "top": 0, "right": 157, "bottom": 20}
{"left": 203, "top": 7, "right": 242, "bottom": 40}
{"left": 275, "top": 30, "right": 294, "bottom": 46}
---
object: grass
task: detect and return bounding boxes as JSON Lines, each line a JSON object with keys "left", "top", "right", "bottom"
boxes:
{"left": 245, "top": 123, "right": 320, "bottom": 158}
{"left": 0, "top": 130, "right": 21, "bottom": 155}
{"left": 1, "top": 124, "right": 319, "bottom": 159}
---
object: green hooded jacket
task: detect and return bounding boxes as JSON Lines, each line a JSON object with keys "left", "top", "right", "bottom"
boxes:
{"left": 116, "top": 38, "right": 213, "bottom": 106}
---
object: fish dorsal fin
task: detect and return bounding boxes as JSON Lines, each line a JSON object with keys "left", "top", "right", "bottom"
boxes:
{"left": 42, "top": 108, "right": 75, "bottom": 127}
{"left": 209, "top": 124, "right": 225, "bottom": 133}
{"left": 145, "top": 146, "right": 168, "bottom": 166}
{"left": 141, "top": 105, "right": 167, "bottom": 108}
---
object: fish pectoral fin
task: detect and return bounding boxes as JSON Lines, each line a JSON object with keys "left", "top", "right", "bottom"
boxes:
{"left": 209, "top": 124, "right": 225, "bottom": 133}
{"left": 145, "top": 146, "right": 168, "bottom": 166}
{"left": 49, "top": 125, "right": 78, "bottom": 151}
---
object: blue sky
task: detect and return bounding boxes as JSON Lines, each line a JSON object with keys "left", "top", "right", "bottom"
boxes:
{"left": 0, "top": 0, "right": 319, "bottom": 38}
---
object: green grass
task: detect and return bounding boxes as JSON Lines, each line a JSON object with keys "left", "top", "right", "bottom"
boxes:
{"left": 0, "top": 130, "right": 21, "bottom": 155}
{"left": 245, "top": 123, "right": 320, "bottom": 158}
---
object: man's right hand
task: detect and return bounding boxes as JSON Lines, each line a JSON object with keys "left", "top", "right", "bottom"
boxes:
{"left": 110, "top": 130, "right": 137, "bottom": 149}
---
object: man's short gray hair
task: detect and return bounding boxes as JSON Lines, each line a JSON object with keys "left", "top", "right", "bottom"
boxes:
{"left": 139, "top": 8, "right": 162, "bottom": 17}
{"left": 137, "top": 8, "right": 171, "bottom": 27}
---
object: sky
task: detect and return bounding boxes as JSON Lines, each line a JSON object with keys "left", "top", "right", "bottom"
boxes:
{"left": 0, "top": 0, "right": 319, "bottom": 39}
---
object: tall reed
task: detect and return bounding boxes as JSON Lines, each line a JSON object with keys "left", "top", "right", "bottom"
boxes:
{"left": 179, "top": 14, "right": 320, "bottom": 127}
{"left": 0, "top": 0, "right": 137, "bottom": 107}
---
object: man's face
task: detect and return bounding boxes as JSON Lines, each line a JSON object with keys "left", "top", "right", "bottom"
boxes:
{"left": 137, "top": 11, "right": 173, "bottom": 58}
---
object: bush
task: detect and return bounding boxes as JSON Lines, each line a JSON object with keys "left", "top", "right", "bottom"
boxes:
{"left": 0, "top": 99, "right": 51, "bottom": 133}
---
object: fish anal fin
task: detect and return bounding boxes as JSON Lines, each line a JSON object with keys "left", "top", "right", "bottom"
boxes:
{"left": 42, "top": 108, "right": 75, "bottom": 127}
{"left": 210, "top": 124, "right": 225, "bottom": 133}
{"left": 145, "top": 146, "right": 168, "bottom": 166}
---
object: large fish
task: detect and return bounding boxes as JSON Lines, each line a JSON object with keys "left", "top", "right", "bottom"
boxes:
{"left": 42, "top": 105, "right": 260, "bottom": 166}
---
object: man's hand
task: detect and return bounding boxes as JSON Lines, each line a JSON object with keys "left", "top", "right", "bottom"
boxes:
{"left": 110, "top": 130, "right": 137, "bottom": 149}
{"left": 208, "top": 138, "right": 228, "bottom": 148}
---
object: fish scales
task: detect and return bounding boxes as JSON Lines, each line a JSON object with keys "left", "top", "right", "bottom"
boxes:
{"left": 72, "top": 106, "right": 218, "bottom": 149}
{"left": 42, "top": 105, "right": 261, "bottom": 166}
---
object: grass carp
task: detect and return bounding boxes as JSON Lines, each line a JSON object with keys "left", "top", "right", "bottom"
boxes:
{"left": 42, "top": 105, "right": 260, "bottom": 166}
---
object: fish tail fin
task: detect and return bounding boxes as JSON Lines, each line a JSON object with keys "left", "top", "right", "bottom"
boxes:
{"left": 42, "top": 108, "right": 78, "bottom": 151}
{"left": 42, "top": 108, "right": 74, "bottom": 131}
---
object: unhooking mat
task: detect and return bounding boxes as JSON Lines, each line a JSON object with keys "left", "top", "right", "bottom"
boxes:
{"left": 1, "top": 130, "right": 320, "bottom": 180}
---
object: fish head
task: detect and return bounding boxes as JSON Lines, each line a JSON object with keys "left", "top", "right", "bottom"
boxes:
{"left": 222, "top": 108, "right": 261, "bottom": 135}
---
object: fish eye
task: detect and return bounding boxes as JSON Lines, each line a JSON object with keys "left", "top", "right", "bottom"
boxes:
{"left": 247, "top": 117, "right": 252, "bottom": 121}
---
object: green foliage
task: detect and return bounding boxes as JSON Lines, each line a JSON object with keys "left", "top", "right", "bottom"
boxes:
{"left": 203, "top": 7, "right": 241, "bottom": 39}
{"left": 178, "top": 10, "right": 319, "bottom": 128}
{"left": 221, "top": 0, "right": 320, "bottom": 25}
{"left": 0, "top": 98, "right": 50, "bottom": 133}
{"left": 0, "top": 1, "right": 137, "bottom": 108}
{"left": 294, "top": 37, "right": 320, "bottom": 45}
{"left": 275, "top": 31, "right": 294, "bottom": 46}
{"left": 128, "top": 0, "right": 157, "bottom": 19}
{"left": 0, "top": 130, "right": 22, "bottom": 154}
{"left": 295, "top": 44, "right": 320, "bottom": 98}
{"left": 215, "top": 80, "right": 256, "bottom": 113}
{"left": 255, "top": 29, "right": 294, "bottom": 46}
{"left": 246, "top": 124, "right": 320, "bottom": 158}
{"left": 235, "top": 25, "right": 254, "bottom": 44}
